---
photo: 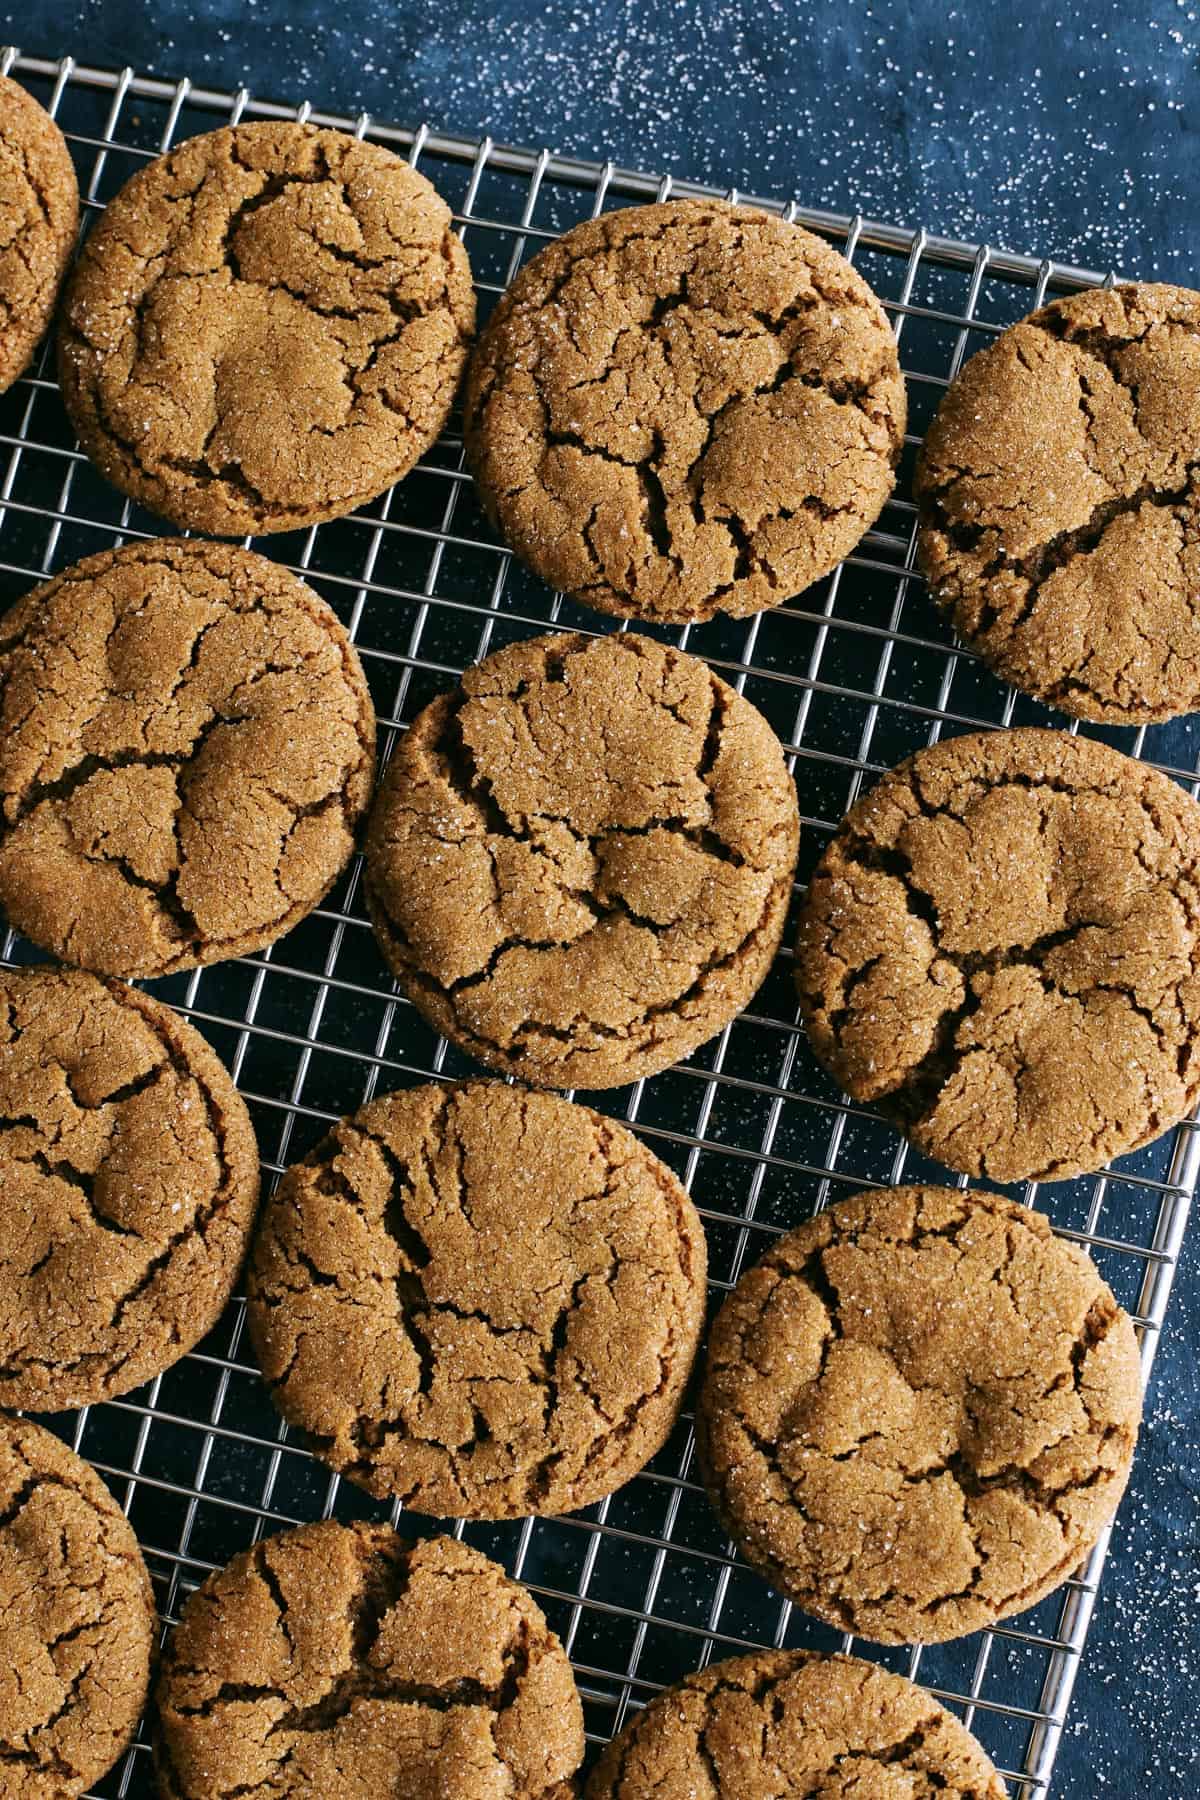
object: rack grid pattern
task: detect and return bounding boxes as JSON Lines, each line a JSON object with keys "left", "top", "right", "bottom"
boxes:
{"left": 2, "top": 49, "right": 1194, "bottom": 1799}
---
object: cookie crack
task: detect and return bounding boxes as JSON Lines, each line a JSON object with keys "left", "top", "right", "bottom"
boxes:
{"left": 385, "top": 864, "right": 788, "bottom": 1064}
{"left": 62, "top": 122, "right": 473, "bottom": 537}
{"left": 467, "top": 203, "right": 902, "bottom": 621}
{"left": 705, "top": 1204, "right": 1135, "bottom": 1629}
{"left": 533, "top": 346, "right": 893, "bottom": 608}
{"left": 167, "top": 1543, "right": 533, "bottom": 1756}
{"left": 811, "top": 775, "right": 1200, "bottom": 1150}
{"left": 9, "top": 1148, "right": 144, "bottom": 1241}
{"left": 927, "top": 467, "right": 1200, "bottom": 641}
{"left": 0, "top": 984, "right": 245, "bottom": 1392}
{"left": 257, "top": 1098, "right": 699, "bottom": 1515}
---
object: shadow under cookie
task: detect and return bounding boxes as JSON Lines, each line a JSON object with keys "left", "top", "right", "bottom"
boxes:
{"left": 246, "top": 1079, "right": 706, "bottom": 1517}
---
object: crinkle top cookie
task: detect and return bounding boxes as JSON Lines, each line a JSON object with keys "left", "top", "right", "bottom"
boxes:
{"left": 919, "top": 282, "right": 1200, "bottom": 722}
{"left": 0, "top": 1415, "right": 154, "bottom": 1800}
{"left": 696, "top": 1185, "right": 1141, "bottom": 1645}
{"left": 0, "top": 76, "right": 79, "bottom": 392}
{"left": 795, "top": 726, "right": 1200, "bottom": 1182}
{"left": 155, "top": 1525, "right": 584, "bottom": 1800}
{"left": 247, "top": 1080, "right": 706, "bottom": 1516}
{"left": 0, "top": 538, "right": 376, "bottom": 977}
{"left": 59, "top": 121, "right": 474, "bottom": 533}
{"left": 466, "top": 199, "right": 905, "bottom": 622}
{"left": 0, "top": 964, "right": 260, "bottom": 1411}
{"left": 364, "top": 630, "right": 800, "bottom": 1089}
{"left": 586, "top": 1650, "right": 1007, "bottom": 1798}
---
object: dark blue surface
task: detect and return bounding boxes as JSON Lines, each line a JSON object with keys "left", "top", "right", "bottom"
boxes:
{"left": 9, "top": 1, "right": 1200, "bottom": 1793}
{"left": 20, "top": 0, "right": 1200, "bottom": 280}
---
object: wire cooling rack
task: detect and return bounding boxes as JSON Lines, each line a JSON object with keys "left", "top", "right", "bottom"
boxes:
{"left": 1, "top": 48, "right": 1195, "bottom": 1800}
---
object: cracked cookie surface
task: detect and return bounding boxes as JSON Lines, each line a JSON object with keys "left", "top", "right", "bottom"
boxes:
{"left": 586, "top": 1649, "right": 1006, "bottom": 1797}
{"left": 58, "top": 121, "right": 474, "bottom": 534}
{"left": 917, "top": 282, "right": 1200, "bottom": 724}
{"left": 364, "top": 631, "right": 800, "bottom": 1089}
{"left": 0, "top": 76, "right": 78, "bottom": 394}
{"left": 696, "top": 1186, "right": 1141, "bottom": 1646}
{"left": 247, "top": 1079, "right": 707, "bottom": 1515}
{"left": 464, "top": 199, "right": 905, "bottom": 624}
{"left": 154, "top": 1522, "right": 584, "bottom": 1799}
{"left": 0, "top": 1415, "right": 154, "bottom": 1799}
{"left": 795, "top": 727, "right": 1200, "bottom": 1182}
{"left": 0, "top": 538, "right": 376, "bottom": 977}
{"left": 0, "top": 964, "right": 260, "bottom": 1410}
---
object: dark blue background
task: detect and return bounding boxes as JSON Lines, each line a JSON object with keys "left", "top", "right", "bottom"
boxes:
{"left": 9, "top": 1, "right": 1200, "bottom": 1793}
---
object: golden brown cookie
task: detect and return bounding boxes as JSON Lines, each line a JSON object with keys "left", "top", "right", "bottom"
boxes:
{"left": 0, "top": 963, "right": 260, "bottom": 1410}
{"left": 0, "top": 76, "right": 78, "bottom": 393}
{"left": 247, "top": 1079, "right": 706, "bottom": 1515}
{"left": 0, "top": 1416, "right": 155, "bottom": 1800}
{"left": 918, "top": 282, "right": 1200, "bottom": 723}
{"left": 364, "top": 631, "right": 800, "bottom": 1088}
{"left": 154, "top": 1523, "right": 584, "bottom": 1800}
{"left": 695, "top": 1186, "right": 1141, "bottom": 1646}
{"left": 58, "top": 121, "right": 474, "bottom": 534}
{"left": 464, "top": 199, "right": 905, "bottom": 624}
{"left": 795, "top": 727, "right": 1200, "bottom": 1182}
{"left": 0, "top": 538, "right": 376, "bottom": 977}
{"left": 587, "top": 1650, "right": 1007, "bottom": 1798}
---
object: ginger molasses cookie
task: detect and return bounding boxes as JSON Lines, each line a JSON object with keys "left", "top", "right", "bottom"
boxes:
{"left": 247, "top": 1080, "right": 706, "bottom": 1515}
{"left": 795, "top": 727, "right": 1200, "bottom": 1183}
{"left": 918, "top": 282, "right": 1200, "bottom": 723}
{"left": 0, "top": 538, "right": 375, "bottom": 977}
{"left": 0, "top": 76, "right": 78, "bottom": 393}
{"left": 465, "top": 199, "right": 905, "bottom": 624}
{"left": 586, "top": 1649, "right": 1006, "bottom": 1798}
{"left": 0, "top": 964, "right": 259, "bottom": 1411}
{"left": 696, "top": 1185, "right": 1141, "bottom": 1646}
{"left": 364, "top": 631, "right": 800, "bottom": 1088}
{"left": 59, "top": 121, "right": 474, "bottom": 534}
{"left": 155, "top": 1523, "right": 584, "bottom": 1800}
{"left": 0, "top": 1416, "right": 154, "bottom": 1800}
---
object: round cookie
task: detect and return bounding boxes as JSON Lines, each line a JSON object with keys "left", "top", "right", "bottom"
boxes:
{"left": 0, "top": 76, "right": 79, "bottom": 393}
{"left": 795, "top": 726, "right": 1200, "bottom": 1183}
{"left": 696, "top": 1185, "right": 1142, "bottom": 1645}
{"left": 0, "top": 538, "right": 376, "bottom": 977}
{"left": 58, "top": 121, "right": 474, "bottom": 534}
{"left": 0, "top": 1416, "right": 154, "bottom": 1799}
{"left": 364, "top": 631, "right": 800, "bottom": 1088}
{"left": 247, "top": 1079, "right": 707, "bottom": 1515}
{"left": 465, "top": 198, "right": 905, "bottom": 624}
{"left": 0, "top": 963, "right": 260, "bottom": 1411}
{"left": 918, "top": 282, "right": 1200, "bottom": 723}
{"left": 586, "top": 1650, "right": 1006, "bottom": 1798}
{"left": 154, "top": 1523, "right": 584, "bottom": 1800}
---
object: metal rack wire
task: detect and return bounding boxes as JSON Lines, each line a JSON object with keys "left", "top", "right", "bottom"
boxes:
{"left": 1, "top": 48, "right": 1193, "bottom": 1799}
